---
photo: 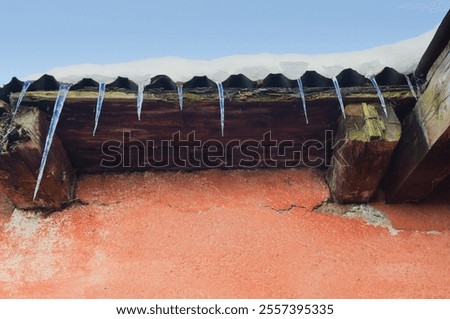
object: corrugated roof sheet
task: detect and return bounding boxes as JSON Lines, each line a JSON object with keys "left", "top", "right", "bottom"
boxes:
{"left": 0, "top": 67, "right": 415, "bottom": 102}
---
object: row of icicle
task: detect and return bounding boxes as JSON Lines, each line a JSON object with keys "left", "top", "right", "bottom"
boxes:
{"left": 11, "top": 74, "right": 417, "bottom": 202}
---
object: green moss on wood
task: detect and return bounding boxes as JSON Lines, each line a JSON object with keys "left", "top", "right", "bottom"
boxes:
{"left": 345, "top": 103, "right": 400, "bottom": 142}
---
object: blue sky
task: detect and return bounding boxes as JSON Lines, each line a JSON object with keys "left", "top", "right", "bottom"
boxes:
{"left": 0, "top": 0, "right": 447, "bottom": 84}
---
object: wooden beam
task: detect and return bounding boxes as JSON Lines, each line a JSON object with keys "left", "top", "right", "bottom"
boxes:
{"left": 327, "top": 103, "right": 401, "bottom": 203}
{"left": 0, "top": 107, "right": 75, "bottom": 210}
{"left": 12, "top": 86, "right": 414, "bottom": 172}
{"left": 383, "top": 41, "right": 450, "bottom": 202}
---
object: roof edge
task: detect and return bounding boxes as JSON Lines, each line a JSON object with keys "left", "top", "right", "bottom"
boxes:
{"left": 415, "top": 10, "right": 450, "bottom": 78}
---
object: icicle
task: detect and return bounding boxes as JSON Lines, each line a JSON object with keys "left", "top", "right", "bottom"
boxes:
{"left": 137, "top": 83, "right": 145, "bottom": 121}
{"left": 216, "top": 81, "right": 225, "bottom": 137}
{"left": 33, "top": 83, "right": 72, "bottom": 202}
{"left": 415, "top": 80, "right": 422, "bottom": 98}
{"left": 12, "top": 80, "right": 33, "bottom": 116}
{"left": 332, "top": 77, "right": 346, "bottom": 119}
{"left": 296, "top": 78, "right": 309, "bottom": 124}
{"left": 177, "top": 84, "right": 183, "bottom": 111}
{"left": 93, "top": 82, "right": 106, "bottom": 136}
{"left": 404, "top": 74, "right": 418, "bottom": 100}
{"left": 367, "top": 75, "right": 387, "bottom": 117}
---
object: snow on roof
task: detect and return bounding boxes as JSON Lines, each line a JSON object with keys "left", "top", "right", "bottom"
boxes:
{"left": 25, "top": 28, "right": 436, "bottom": 84}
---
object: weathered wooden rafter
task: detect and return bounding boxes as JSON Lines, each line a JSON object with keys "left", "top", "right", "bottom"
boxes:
{"left": 383, "top": 40, "right": 450, "bottom": 203}
{"left": 327, "top": 103, "right": 401, "bottom": 203}
{"left": 10, "top": 86, "right": 415, "bottom": 173}
{"left": 0, "top": 108, "right": 75, "bottom": 210}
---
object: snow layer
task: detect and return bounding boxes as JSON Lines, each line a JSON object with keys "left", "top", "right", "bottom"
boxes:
{"left": 26, "top": 29, "right": 436, "bottom": 84}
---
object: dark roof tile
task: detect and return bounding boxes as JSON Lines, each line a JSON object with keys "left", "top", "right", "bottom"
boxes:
{"left": 375, "top": 67, "right": 407, "bottom": 86}
{"left": 106, "top": 76, "right": 138, "bottom": 90}
{"left": 71, "top": 78, "right": 100, "bottom": 90}
{"left": 223, "top": 74, "right": 256, "bottom": 89}
{"left": 262, "top": 73, "right": 297, "bottom": 88}
{"left": 336, "top": 68, "right": 367, "bottom": 87}
{"left": 184, "top": 76, "right": 216, "bottom": 89}
{"left": 146, "top": 75, "right": 177, "bottom": 90}
{"left": 300, "top": 71, "right": 333, "bottom": 88}
{"left": 28, "top": 74, "right": 59, "bottom": 91}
